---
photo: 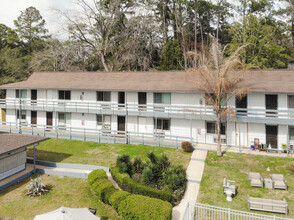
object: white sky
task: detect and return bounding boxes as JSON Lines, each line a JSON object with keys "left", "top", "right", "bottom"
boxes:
{"left": 0, "top": 0, "right": 76, "bottom": 38}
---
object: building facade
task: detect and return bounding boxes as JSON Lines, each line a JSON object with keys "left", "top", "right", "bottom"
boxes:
{"left": 0, "top": 70, "right": 294, "bottom": 149}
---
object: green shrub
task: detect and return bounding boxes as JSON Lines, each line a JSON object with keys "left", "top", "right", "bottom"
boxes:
{"left": 88, "top": 169, "right": 108, "bottom": 185}
{"left": 109, "top": 190, "right": 131, "bottom": 211}
{"left": 118, "top": 194, "right": 172, "bottom": 220}
{"left": 111, "top": 167, "right": 173, "bottom": 203}
{"left": 164, "top": 165, "right": 187, "bottom": 191}
{"left": 91, "top": 179, "right": 117, "bottom": 204}
{"left": 133, "top": 157, "right": 145, "bottom": 174}
{"left": 116, "top": 154, "right": 133, "bottom": 176}
{"left": 181, "top": 142, "right": 193, "bottom": 152}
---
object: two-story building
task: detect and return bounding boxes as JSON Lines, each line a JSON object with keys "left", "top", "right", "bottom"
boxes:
{"left": 0, "top": 70, "right": 293, "bottom": 150}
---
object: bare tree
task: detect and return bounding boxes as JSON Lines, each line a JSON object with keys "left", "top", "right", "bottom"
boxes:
{"left": 58, "top": 0, "right": 134, "bottom": 72}
{"left": 189, "top": 36, "right": 250, "bottom": 156}
{"left": 30, "top": 39, "right": 88, "bottom": 72}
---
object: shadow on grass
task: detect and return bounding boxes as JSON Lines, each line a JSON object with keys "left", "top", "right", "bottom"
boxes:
{"left": 27, "top": 149, "right": 72, "bottom": 163}
{"left": 0, "top": 173, "right": 38, "bottom": 197}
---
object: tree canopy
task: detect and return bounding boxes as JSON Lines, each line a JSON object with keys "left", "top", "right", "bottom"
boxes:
{"left": 0, "top": 1, "right": 293, "bottom": 89}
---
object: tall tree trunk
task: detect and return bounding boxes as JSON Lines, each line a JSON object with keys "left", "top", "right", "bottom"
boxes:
{"left": 194, "top": 0, "right": 198, "bottom": 67}
{"left": 216, "top": 112, "right": 222, "bottom": 157}
{"left": 99, "top": 51, "right": 110, "bottom": 72}
{"left": 163, "top": 2, "right": 168, "bottom": 44}
{"left": 292, "top": 19, "right": 294, "bottom": 48}
{"left": 172, "top": 0, "right": 177, "bottom": 40}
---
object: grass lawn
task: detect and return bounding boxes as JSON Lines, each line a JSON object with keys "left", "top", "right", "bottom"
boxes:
{"left": 198, "top": 151, "right": 294, "bottom": 217}
{"left": 27, "top": 138, "right": 191, "bottom": 169}
{"left": 0, "top": 174, "right": 119, "bottom": 220}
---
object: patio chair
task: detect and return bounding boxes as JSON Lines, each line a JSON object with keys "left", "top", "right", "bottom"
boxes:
{"left": 271, "top": 174, "right": 288, "bottom": 190}
{"left": 248, "top": 172, "right": 263, "bottom": 187}
{"left": 223, "top": 178, "right": 236, "bottom": 195}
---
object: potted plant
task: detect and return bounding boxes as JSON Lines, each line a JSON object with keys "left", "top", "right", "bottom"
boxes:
{"left": 281, "top": 144, "right": 287, "bottom": 152}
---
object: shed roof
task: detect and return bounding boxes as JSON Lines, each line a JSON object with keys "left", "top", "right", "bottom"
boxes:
{"left": 0, "top": 133, "right": 48, "bottom": 155}
{"left": 0, "top": 70, "right": 293, "bottom": 93}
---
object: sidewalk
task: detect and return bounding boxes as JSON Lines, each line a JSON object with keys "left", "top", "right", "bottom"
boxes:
{"left": 196, "top": 144, "right": 294, "bottom": 158}
{"left": 172, "top": 149, "right": 207, "bottom": 220}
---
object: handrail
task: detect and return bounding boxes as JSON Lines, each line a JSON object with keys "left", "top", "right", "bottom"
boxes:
{"left": 0, "top": 121, "right": 193, "bottom": 148}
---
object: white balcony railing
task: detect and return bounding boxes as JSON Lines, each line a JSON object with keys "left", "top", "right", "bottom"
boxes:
{"left": 2, "top": 99, "right": 294, "bottom": 124}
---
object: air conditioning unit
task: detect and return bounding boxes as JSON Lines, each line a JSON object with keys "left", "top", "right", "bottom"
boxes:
{"left": 214, "top": 137, "right": 226, "bottom": 144}
{"left": 154, "top": 106, "right": 165, "bottom": 112}
{"left": 155, "top": 130, "right": 165, "bottom": 138}
{"left": 101, "top": 104, "right": 111, "bottom": 110}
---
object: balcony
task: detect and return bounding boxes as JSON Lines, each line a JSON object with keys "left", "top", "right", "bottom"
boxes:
{"left": 1, "top": 99, "right": 294, "bottom": 125}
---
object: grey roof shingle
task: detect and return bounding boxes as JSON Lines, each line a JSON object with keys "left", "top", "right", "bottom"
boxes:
{"left": 0, "top": 70, "right": 293, "bottom": 93}
{"left": 0, "top": 133, "right": 48, "bottom": 154}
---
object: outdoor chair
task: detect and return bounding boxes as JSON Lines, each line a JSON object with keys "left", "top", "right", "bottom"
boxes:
{"left": 271, "top": 174, "right": 288, "bottom": 190}
{"left": 223, "top": 178, "right": 236, "bottom": 195}
{"left": 248, "top": 172, "right": 263, "bottom": 187}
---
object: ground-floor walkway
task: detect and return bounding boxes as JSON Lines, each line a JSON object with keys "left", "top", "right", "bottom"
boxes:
{"left": 172, "top": 149, "right": 207, "bottom": 220}
{"left": 196, "top": 144, "right": 294, "bottom": 158}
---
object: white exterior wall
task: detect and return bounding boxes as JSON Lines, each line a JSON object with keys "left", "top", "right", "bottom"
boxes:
{"left": 3, "top": 88, "right": 294, "bottom": 148}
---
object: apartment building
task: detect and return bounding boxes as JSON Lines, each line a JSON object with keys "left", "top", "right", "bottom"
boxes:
{"left": 0, "top": 70, "right": 293, "bottom": 149}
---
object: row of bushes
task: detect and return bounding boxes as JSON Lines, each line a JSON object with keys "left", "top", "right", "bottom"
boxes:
{"left": 88, "top": 169, "right": 172, "bottom": 220}
{"left": 110, "top": 166, "right": 173, "bottom": 203}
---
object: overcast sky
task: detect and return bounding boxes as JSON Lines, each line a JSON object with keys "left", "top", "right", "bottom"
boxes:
{"left": 0, "top": 0, "right": 76, "bottom": 38}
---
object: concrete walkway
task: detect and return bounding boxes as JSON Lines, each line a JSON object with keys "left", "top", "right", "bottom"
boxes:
{"left": 196, "top": 144, "right": 294, "bottom": 158}
{"left": 172, "top": 149, "right": 207, "bottom": 220}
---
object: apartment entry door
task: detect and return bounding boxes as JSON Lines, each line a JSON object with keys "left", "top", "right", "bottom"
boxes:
{"left": 31, "top": 111, "right": 37, "bottom": 125}
{"left": 138, "top": 117, "right": 147, "bottom": 133}
{"left": 118, "top": 92, "right": 125, "bottom": 107}
{"left": 46, "top": 112, "right": 53, "bottom": 127}
{"left": 235, "top": 122, "right": 248, "bottom": 147}
{"left": 266, "top": 94, "right": 278, "bottom": 116}
{"left": 138, "top": 92, "right": 147, "bottom": 109}
{"left": 266, "top": 125, "right": 278, "bottom": 148}
{"left": 31, "top": 90, "right": 37, "bottom": 105}
{"left": 117, "top": 116, "right": 126, "bottom": 132}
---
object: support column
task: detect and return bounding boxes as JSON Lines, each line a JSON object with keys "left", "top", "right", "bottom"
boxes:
{"left": 287, "top": 124, "right": 289, "bottom": 157}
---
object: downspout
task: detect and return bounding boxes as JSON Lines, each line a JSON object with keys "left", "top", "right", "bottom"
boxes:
{"left": 33, "top": 143, "right": 39, "bottom": 172}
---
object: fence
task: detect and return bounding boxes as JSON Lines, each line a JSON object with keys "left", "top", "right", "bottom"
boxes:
{"left": 183, "top": 202, "right": 293, "bottom": 220}
{"left": 0, "top": 121, "right": 193, "bottom": 148}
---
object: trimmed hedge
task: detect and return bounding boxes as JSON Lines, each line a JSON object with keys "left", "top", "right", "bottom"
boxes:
{"left": 88, "top": 170, "right": 173, "bottom": 220}
{"left": 110, "top": 167, "right": 173, "bottom": 203}
{"left": 91, "top": 179, "right": 117, "bottom": 204}
{"left": 109, "top": 190, "right": 131, "bottom": 211}
{"left": 88, "top": 169, "right": 108, "bottom": 185}
{"left": 118, "top": 194, "right": 172, "bottom": 220}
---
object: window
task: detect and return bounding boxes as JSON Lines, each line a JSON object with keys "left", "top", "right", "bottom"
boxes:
{"left": 206, "top": 121, "right": 226, "bottom": 135}
{"left": 154, "top": 118, "right": 170, "bottom": 130}
{"left": 97, "top": 91, "right": 111, "bottom": 101}
{"left": 16, "top": 110, "right": 26, "bottom": 120}
{"left": 16, "top": 90, "right": 27, "bottom": 99}
{"left": 58, "top": 113, "right": 71, "bottom": 125}
{"left": 289, "top": 96, "right": 294, "bottom": 108}
{"left": 97, "top": 114, "right": 111, "bottom": 128}
{"left": 58, "top": 90, "right": 71, "bottom": 100}
{"left": 205, "top": 93, "right": 226, "bottom": 106}
{"left": 154, "top": 93, "right": 171, "bottom": 104}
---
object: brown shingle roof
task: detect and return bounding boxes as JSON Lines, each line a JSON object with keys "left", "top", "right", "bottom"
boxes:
{"left": 0, "top": 70, "right": 293, "bottom": 93}
{"left": 0, "top": 133, "right": 48, "bottom": 154}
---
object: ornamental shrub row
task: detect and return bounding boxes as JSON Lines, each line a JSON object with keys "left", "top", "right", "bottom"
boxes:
{"left": 88, "top": 169, "right": 173, "bottom": 220}
{"left": 110, "top": 167, "right": 173, "bottom": 203}
{"left": 88, "top": 169, "right": 108, "bottom": 185}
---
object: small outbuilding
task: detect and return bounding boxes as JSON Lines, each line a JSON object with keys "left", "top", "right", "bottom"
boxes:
{"left": 0, "top": 132, "right": 48, "bottom": 181}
